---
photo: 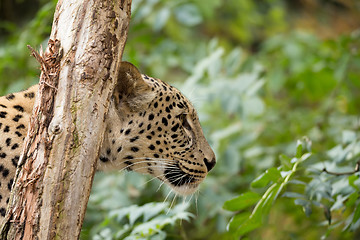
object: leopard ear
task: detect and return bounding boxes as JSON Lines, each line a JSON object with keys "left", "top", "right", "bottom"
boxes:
{"left": 115, "top": 61, "right": 155, "bottom": 111}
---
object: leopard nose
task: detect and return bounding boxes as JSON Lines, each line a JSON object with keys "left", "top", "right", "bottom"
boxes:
{"left": 204, "top": 157, "right": 216, "bottom": 172}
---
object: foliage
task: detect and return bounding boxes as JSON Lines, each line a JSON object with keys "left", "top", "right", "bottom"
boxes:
{"left": 83, "top": 202, "right": 193, "bottom": 240}
{"left": 0, "top": 0, "right": 57, "bottom": 94}
{"left": 223, "top": 139, "right": 312, "bottom": 236}
{"left": 223, "top": 133, "right": 360, "bottom": 239}
{"left": 1, "top": 0, "right": 360, "bottom": 239}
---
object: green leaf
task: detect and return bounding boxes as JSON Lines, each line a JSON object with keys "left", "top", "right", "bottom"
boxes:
{"left": 251, "top": 167, "right": 282, "bottom": 188}
{"left": 300, "top": 152, "right": 312, "bottom": 162}
{"left": 251, "top": 172, "right": 269, "bottom": 188}
{"left": 109, "top": 208, "right": 131, "bottom": 222}
{"left": 223, "top": 192, "right": 260, "bottom": 211}
{"left": 279, "top": 154, "right": 292, "bottom": 171}
{"left": 174, "top": 4, "right": 203, "bottom": 26}
{"left": 352, "top": 204, "right": 360, "bottom": 223}
{"left": 334, "top": 53, "right": 350, "bottom": 82}
{"left": 282, "top": 192, "right": 305, "bottom": 199}
{"left": 294, "top": 199, "right": 312, "bottom": 217}
{"left": 323, "top": 205, "right": 331, "bottom": 225}
{"left": 289, "top": 179, "right": 306, "bottom": 185}
{"left": 342, "top": 130, "right": 356, "bottom": 144}
{"left": 143, "top": 203, "right": 168, "bottom": 222}
{"left": 267, "top": 167, "right": 282, "bottom": 182}
{"left": 153, "top": 7, "right": 171, "bottom": 31}
{"left": 349, "top": 175, "right": 360, "bottom": 191}
{"left": 129, "top": 206, "right": 144, "bottom": 226}
{"left": 235, "top": 211, "right": 262, "bottom": 236}
{"left": 227, "top": 212, "right": 251, "bottom": 232}
{"left": 346, "top": 192, "right": 359, "bottom": 208}
{"left": 261, "top": 184, "right": 281, "bottom": 215}
{"left": 331, "top": 195, "right": 347, "bottom": 211}
{"left": 296, "top": 140, "right": 303, "bottom": 158}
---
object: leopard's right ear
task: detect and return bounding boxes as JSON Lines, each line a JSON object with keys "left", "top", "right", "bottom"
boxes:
{"left": 114, "top": 61, "right": 155, "bottom": 111}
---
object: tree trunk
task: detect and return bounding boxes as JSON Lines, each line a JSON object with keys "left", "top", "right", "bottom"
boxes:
{"left": 0, "top": 0, "right": 132, "bottom": 239}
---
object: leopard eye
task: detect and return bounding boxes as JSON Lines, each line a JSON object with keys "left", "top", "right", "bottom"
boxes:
{"left": 178, "top": 113, "right": 191, "bottom": 131}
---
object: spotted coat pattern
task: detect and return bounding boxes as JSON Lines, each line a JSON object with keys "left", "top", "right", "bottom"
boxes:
{"left": 0, "top": 62, "right": 216, "bottom": 219}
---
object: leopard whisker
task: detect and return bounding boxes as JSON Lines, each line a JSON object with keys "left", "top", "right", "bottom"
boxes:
{"left": 125, "top": 164, "right": 179, "bottom": 173}
{"left": 124, "top": 158, "right": 176, "bottom": 166}
{"left": 117, "top": 160, "right": 177, "bottom": 173}
{"left": 131, "top": 157, "right": 177, "bottom": 163}
{"left": 156, "top": 178, "right": 167, "bottom": 192}
{"left": 163, "top": 187, "right": 174, "bottom": 204}
{"left": 164, "top": 173, "right": 185, "bottom": 182}
{"left": 194, "top": 188, "right": 201, "bottom": 216}
{"left": 167, "top": 192, "right": 178, "bottom": 214}
{"left": 142, "top": 172, "right": 168, "bottom": 185}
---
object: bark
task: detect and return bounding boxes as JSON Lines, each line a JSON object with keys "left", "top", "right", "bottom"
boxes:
{"left": 0, "top": 0, "right": 132, "bottom": 239}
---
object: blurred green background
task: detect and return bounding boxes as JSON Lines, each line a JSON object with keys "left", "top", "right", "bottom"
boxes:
{"left": 1, "top": 0, "right": 360, "bottom": 239}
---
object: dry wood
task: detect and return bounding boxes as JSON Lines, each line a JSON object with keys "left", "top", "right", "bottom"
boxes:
{"left": 0, "top": 0, "right": 132, "bottom": 239}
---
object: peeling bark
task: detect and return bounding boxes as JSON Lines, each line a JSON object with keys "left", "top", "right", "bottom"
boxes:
{"left": 0, "top": 0, "right": 132, "bottom": 239}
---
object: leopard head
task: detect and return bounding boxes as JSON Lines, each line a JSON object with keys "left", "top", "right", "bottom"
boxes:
{"left": 99, "top": 62, "right": 216, "bottom": 195}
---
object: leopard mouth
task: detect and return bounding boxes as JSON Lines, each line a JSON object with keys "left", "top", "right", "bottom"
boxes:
{"left": 164, "top": 168, "right": 197, "bottom": 186}
{"left": 163, "top": 163, "right": 202, "bottom": 195}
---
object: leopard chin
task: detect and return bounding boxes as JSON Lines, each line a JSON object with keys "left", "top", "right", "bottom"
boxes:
{"left": 170, "top": 183, "right": 200, "bottom": 195}
{"left": 163, "top": 179, "right": 200, "bottom": 196}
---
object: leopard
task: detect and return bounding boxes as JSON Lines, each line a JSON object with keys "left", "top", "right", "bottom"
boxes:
{"left": 0, "top": 61, "right": 216, "bottom": 219}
